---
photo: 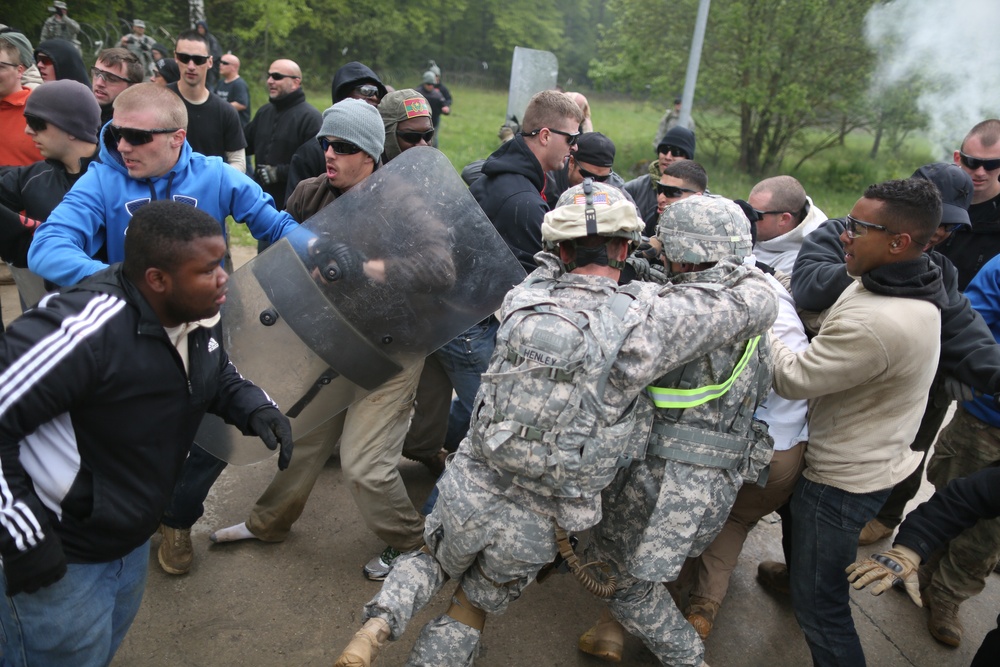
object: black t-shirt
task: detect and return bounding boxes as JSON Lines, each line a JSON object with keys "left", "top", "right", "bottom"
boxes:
{"left": 213, "top": 77, "right": 251, "bottom": 126}
{"left": 167, "top": 84, "right": 246, "bottom": 159}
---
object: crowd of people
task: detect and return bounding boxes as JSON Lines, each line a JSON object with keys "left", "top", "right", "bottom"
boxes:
{"left": 2, "top": 11, "right": 1000, "bottom": 667}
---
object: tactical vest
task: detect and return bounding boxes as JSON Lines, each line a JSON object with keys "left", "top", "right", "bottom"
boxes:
{"left": 470, "top": 277, "right": 650, "bottom": 499}
{"left": 642, "top": 333, "right": 774, "bottom": 485}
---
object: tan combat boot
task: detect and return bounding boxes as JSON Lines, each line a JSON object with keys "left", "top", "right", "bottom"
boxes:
{"left": 157, "top": 524, "right": 193, "bottom": 575}
{"left": 756, "top": 561, "right": 790, "bottom": 595}
{"left": 685, "top": 595, "right": 721, "bottom": 640}
{"left": 335, "top": 617, "right": 391, "bottom": 667}
{"left": 926, "top": 592, "right": 963, "bottom": 647}
{"left": 578, "top": 607, "right": 624, "bottom": 662}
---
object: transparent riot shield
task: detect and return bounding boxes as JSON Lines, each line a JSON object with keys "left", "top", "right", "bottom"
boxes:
{"left": 506, "top": 47, "right": 558, "bottom": 127}
{"left": 196, "top": 147, "right": 526, "bottom": 464}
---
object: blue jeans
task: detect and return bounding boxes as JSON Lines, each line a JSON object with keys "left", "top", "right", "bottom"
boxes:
{"left": 161, "top": 443, "right": 227, "bottom": 529}
{"left": 0, "top": 541, "right": 149, "bottom": 667}
{"left": 789, "top": 476, "right": 890, "bottom": 667}
{"left": 434, "top": 317, "right": 499, "bottom": 453}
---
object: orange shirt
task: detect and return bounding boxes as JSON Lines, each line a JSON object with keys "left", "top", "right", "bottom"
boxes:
{"left": 0, "top": 87, "right": 44, "bottom": 167}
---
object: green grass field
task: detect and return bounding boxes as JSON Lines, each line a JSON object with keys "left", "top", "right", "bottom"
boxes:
{"left": 229, "top": 83, "right": 938, "bottom": 246}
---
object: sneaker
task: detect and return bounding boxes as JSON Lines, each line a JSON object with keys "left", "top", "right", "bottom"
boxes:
{"left": 757, "top": 561, "right": 790, "bottom": 596}
{"left": 158, "top": 524, "right": 193, "bottom": 575}
{"left": 363, "top": 546, "right": 401, "bottom": 581}
{"left": 858, "top": 518, "right": 894, "bottom": 546}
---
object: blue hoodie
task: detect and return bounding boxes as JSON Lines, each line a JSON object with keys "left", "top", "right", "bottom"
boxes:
{"left": 29, "top": 122, "right": 299, "bottom": 286}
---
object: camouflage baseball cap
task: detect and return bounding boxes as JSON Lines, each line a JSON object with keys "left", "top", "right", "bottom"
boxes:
{"left": 543, "top": 181, "right": 642, "bottom": 245}
{"left": 657, "top": 196, "right": 753, "bottom": 263}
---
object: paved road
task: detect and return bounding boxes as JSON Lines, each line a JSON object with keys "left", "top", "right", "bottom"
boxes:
{"left": 2, "top": 255, "right": 996, "bottom": 666}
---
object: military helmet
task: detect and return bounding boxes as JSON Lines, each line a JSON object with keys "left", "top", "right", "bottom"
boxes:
{"left": 657, "top": 196, "right": 753, "bottom": 264}
{"left": 542, "top": 180, "right": 643, "bottom": 246}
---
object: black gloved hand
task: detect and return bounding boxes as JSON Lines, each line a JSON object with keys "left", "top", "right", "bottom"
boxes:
{"left": 3, "top": 538, "right": 68, "bottom": 596}
{"left": 634, "top": 237, "right": 663, "bottom": 263}
{"left": 942, "top": 376, "right": 978, "bottom": 403}
{"left": 309, "top": 234, "right": 365, "bottom": 282}
{"left": 249, "top": 406, "right": 293, "bottom": 470}
{"left": 254, "top": 164, "right": 278, "bottom": 186}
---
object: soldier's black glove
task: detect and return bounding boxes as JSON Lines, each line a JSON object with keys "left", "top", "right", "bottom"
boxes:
{"left": 634, "top": 238, "right": 664, "bottom": 263}
{"left": 254, "top": 164, "right": 279, "bottom": 186}
{"left": 249, "top": 406, "right": 293, "bottom": 470}
{"left": 309, "top": 234, "right": 365, "bottom": 282}
{"left": 3, "top": 537, "right": 68, "bottom": 596}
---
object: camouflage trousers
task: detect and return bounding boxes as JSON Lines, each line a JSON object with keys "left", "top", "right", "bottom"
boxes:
{"left": 925, "top": 406, "right": 1000, "bottom": 604}
{"left": 586, "top": 458, "right": 741, "bottom": 666}
{"left": 362, "top": 458, "right": 558, "bottom": 665}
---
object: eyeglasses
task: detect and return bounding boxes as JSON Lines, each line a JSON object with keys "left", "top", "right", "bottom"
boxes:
{"left": 940, "top": 222, "right": 964, "bottom": 233}
{"left": 354, "top": 84, "right": 380, "bottom": 99}
{"left": 845, "top": 215, "right": 894, "bottom": 239}
{"left": 395, "top": 129, "right": 435, "bottom": 144}
{"left": 24, "top": 114, "right": 47, "bottom": 133}
{"left": 91, "top": 66, "right": 133, "bottom": 85}
{"left": 655, "top": 183, "right": 697, "bottom": 198}
{"left": 175, "top": 52, "right": 210, "bottom": 66}
{"left": 267, "top": 71, "right": 300, "bottom": 81}
{"left": 35, "top": 54, "right": 53, "bottom": 68}
{"left": 319, "top": 138, "right": 363, "bottom": 155}
{"left": 0, "top": 60, "right": 20, "bottom": 69}
{"left": 576, "top": 164, "right": 611, "bottom": 182}
{"left": 958, "top": 151, "right": 1000, "bottom": 172}
{"left": 522, "top": 127, "right": 581, "bottom": 146}
{"left": 219, "top": 59, "right": 232, "bottom": 66}
{"left": 109, "top": 124, "right": 180, "bottom": 146}
{"left": 658, "top": 144, "right": 690, "bottom": 159}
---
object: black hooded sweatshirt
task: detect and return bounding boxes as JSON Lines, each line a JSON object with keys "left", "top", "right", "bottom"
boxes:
{"left": 35, "top": 38, "right": 90, "bottom": 87}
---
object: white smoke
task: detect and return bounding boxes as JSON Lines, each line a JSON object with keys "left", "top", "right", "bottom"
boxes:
{"left": 865, "top": 0, "right": 1000, "bottom": 154}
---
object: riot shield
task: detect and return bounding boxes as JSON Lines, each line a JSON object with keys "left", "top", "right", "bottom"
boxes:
{"left": 7, "top": 264, "right": 48, "bottom": 309}
{"left": 506, "top": 47, "right": 559, "bottom": 127}
{"left": 196, "top": 147, "right": 526, "bottom": 464}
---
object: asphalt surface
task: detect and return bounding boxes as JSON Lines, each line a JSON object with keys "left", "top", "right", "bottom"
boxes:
{"left": 2, "top": 255, "right": 996, "bottom": 666}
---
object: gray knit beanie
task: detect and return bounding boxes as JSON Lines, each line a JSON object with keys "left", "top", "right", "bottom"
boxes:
{"left": 0, "top": 31, "right": 35, "bottom": 67}
{"left": 25, "top": 80, "right": 101, "bottom": 143}
{"left": 316, "top": 98, "right": 384, "bottom": 161}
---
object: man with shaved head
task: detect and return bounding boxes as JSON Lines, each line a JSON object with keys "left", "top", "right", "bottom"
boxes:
{"left": 213, "top": 52, "right": 251, "bottom": 126}
{"left": 245, "top": 58, "right": 321, "bottom": 214}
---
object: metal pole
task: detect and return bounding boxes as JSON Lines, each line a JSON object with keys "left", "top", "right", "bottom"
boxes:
{"left": 679, "top": 0, "right": 711, "bottom": 128}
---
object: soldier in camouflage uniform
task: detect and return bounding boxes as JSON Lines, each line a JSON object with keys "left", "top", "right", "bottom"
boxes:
{"left": 579, "top": 196, "right": 776, "bottom": 667}
{"left": 333, "top": 183, "right": 778, "bottom": 667}
{"left": 40, "top": 2, "right": 81, "bottom": 53}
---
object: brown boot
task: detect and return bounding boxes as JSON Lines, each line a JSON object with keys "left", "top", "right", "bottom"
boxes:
{"left": 334, "top": 618, "right": 391, "bottom": 667}
{"left": 578, "top": 607, "right": 624, "bottom": 663}
{"left": 858, "top": 518, "right": 894, "bottom": 546}
{"left": 157, "top": 524, "right": 193, "bottom": 575}
{"left": 926, "top": 593, "right": 963, "bottom": 647}
{"left": 756, "top": 561, "right": 790, "bottom": 596}
{"left": 685, "top": 595, "right": 720, "bottom": 640}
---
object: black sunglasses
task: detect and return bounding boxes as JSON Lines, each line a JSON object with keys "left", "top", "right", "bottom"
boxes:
{"left": 940, "top": 222, "right": 964, "bottom": 233}
{"left": 219, "top": 59, "right": 232, "bottom": 66}
{"left": 175, "top": 52, "right": 210, "bottom": 66}
{"left": 522, "top": 127, "right": 581, "bottom": 146}
{"left": 91, "top": 66, "right": 133, "bottom": 85}
{"left": 108, "top": 124, "right": 180, "bottom": 146}
{"left": 354, "top": 84, "right": 380, "bottom": 99}
{"left": 576, "top": 164, "right": 611, "bottom": 182}
{"left": 319, "top": 138, "right": 363, "bottom": 155}
{"left": 959, "top": 151, "right": 1000, "bottom": 172}
{"left": 267, "top": 71, "right": 300, "bottom": 81}
{"left": 24, "top": 114, "right": 47, "bottom": 133}
{"left": 656, "top": 183, "right": 697, "bottom": 198}
{"left": 658, "top": 144, "right": 690, "bottom": 159}
{"left": 395, "top": 129, "right": 435, "bottom": 144}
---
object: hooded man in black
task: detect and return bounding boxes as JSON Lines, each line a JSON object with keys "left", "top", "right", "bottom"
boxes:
{"left": 34, "top": 38, "right": 89, "bottom": 87}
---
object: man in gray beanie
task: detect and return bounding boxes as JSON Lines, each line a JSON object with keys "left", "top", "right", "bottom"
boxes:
{"left": 212, "top": 95, "right": 433, "bottom": 584}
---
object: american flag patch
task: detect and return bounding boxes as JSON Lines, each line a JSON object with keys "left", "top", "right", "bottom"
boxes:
{"left": 572, "top": 193, "right": 609, "bottom": 205}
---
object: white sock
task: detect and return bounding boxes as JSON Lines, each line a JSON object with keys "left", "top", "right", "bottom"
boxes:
{"left": 209, "top": 522, "right": 258, "bottom": 543}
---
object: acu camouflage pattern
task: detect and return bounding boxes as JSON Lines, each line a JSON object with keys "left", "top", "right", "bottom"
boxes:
{"left": 925, "top": 406, "right": 1000, "bottom": 604}
{"left": 657, "top": 196, "right": 754, "bottom": 264}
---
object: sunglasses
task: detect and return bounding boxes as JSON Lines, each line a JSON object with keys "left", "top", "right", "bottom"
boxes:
{"left": 658, "top": 144, "right": 690, "bottom": 159}
{"left": 958, "top": 151, "right": 1000, "bottom": 172}
{"left": 24, "top": 114, "right": 48, "bottom": 133}
{"left": 319, "top": 138, "right": 363, "bottom": 155}
{"left": 35, "top": 54, "right": 54, "bottom": 68}
{"left": 354, "top": 84, "right": 380, "bottom": 99}
{"left": 108, "top": 124, "right": 180, "bottom": 146}
{"left": 576, "top": 164, "right": 611, "bottom": 182}
{"left": 522, "top": 127, "right": 581, "bottom": 146}
{"left": 219, "top": 59, "right": 232, "bottom": 66}
{"left": 845, "top": 215, "right": 894, "bottom": 239}
{"left": 396, "top": 129, "right": 435, "bottom": 144}
{"left": 267, "top": 71, "right": 300, "bottom": 81}
{"left": 91, "top": 66, "right": 133, "bottom": 85}
{"left": 175, "top": 52, "right": 210, "bottom": 66}
{"left": 940, "top": 222, "right": 964, "bottom": 233}
{"left": 655, "top": 183, "right": 697, "bottom": 198}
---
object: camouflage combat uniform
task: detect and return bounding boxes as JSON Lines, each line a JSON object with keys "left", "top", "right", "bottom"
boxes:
{"left": 361, "top": 252, "right": 777, "bottom": 666}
